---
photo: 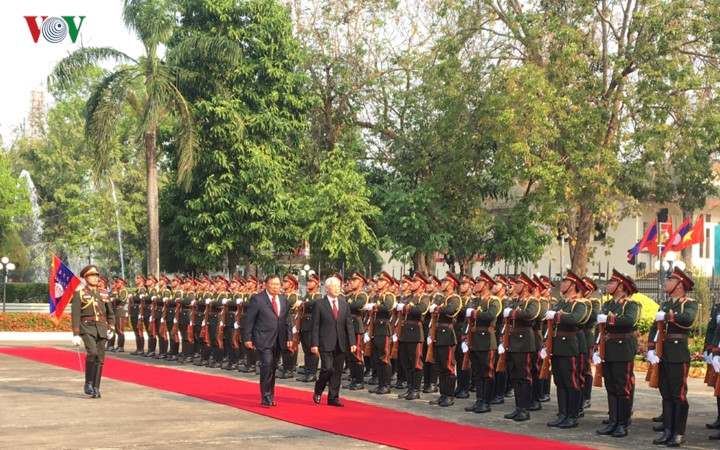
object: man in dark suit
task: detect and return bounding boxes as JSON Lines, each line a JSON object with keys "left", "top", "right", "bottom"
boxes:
{"left": 311, "top": 276, "right": 356, "bottom": 407}
{"left": 243, "top": 274, "right": 293, "bottom": 406}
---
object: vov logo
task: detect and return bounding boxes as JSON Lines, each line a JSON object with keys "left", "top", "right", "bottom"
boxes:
{"left": 24, "top": 16, "right": 86, "bottom": 43}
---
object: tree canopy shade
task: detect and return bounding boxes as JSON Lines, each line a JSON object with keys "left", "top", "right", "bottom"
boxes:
{"left": 48, "top": 0, "right": 241, "bottom": 277}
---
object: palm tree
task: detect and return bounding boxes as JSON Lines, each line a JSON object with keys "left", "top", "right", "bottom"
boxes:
{"left": 48, "top": 0, "right": 240, "bottom": 276}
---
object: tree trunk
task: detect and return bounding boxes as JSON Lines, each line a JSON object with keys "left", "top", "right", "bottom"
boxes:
{"left": 228, "top": 250, "right": 239, "bottom": 278}
{"left": 571, "top": 205, "right": 593, "bottom": 277}
{"left": 145, "top": 128, "right": 160, "bottom": 278}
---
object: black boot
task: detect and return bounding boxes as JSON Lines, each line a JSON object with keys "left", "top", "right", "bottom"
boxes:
{"left": 429, "top": 377, "right": 447, "bottom": 405}
{"left": 653, "top": 401, "right": 674, "bottom": 445}
{"left": 707, "top": 398, "right": 720, "bottom": 429}
{"left": 84, "top": 360, "right": 95, "bottom": 395}
{"left": 91, "top": 364, "right": 103, "bottom": 398}
{"left": 667, "top": 403, "right": 688, "bottom": 447}
{"left": 548, "top": 388, "right": 567, "bottom": 427}
{"left": 597, "top": 396, "right": 618, "bottom": 435}
{"left": 611, "top": 396, "right": 630, "bottom": 437}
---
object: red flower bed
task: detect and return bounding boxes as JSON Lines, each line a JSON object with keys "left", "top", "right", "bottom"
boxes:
{"left": 0, "top": 313, "right": 133, "bottom": 332}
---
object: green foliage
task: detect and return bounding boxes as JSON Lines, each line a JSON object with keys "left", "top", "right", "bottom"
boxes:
{"left": 0, "top": 155, "right": 31, "bottom": 232}
{"left": 3, "top": 283, "right": 49, "bottom": 303}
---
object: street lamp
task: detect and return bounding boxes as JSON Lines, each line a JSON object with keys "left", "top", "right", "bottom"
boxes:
{"left": 0, "top": 256, "right": 16, "bottom": 313}
{"left": 299, "top": 264, "right": 315, "bottom": 296}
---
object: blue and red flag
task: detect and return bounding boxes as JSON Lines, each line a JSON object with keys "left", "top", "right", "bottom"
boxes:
{"left": 628, "top": 219, "right": 657, "bottom": 260}
{"left": 666, "top": 216, "right": 704, "bottom": 253}
{"left": 48, "top": 253, "right": 81, "bottom": 320}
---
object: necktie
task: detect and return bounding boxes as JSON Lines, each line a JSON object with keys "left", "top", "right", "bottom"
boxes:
{"left": 272, "top": 296, "right": 279, "bottom": 316}
{"left": 332, "top": 299, "right": 338, "bottom": 319}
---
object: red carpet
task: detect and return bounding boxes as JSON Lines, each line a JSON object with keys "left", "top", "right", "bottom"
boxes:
{"left": 1, "top": 347, "right": 590, "bottom": 449}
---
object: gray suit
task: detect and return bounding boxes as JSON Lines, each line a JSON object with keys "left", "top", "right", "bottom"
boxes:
{"left": 312, "top": 296, "right": 354, "bottom": 403}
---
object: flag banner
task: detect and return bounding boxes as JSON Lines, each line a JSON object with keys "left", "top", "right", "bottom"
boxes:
{"left": 646, "top": 218, "right": 672, "bottom": 256}
{"left": 668, "top": 216, "right": 705, "bottom": 253}
{"left": 628, "top": 219, "right": 657, "bottom": 260}
{"left": 662, "top": 217, "right": 691, "bottom": 257}
{"left": 48, "top": 254, "right": 81, "bottom": 320}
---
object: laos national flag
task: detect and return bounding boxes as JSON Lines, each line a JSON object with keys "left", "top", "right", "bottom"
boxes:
{"left": 48, "top": 253, "right": 81, "bottom": 320}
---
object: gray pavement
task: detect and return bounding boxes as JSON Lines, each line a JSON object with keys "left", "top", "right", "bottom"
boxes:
{"left": 1, "top": 340, "right": 718, "bottom": 449}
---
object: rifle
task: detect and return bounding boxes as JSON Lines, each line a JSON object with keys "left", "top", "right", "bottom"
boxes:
{"left": 462, "top": 315, "right": 474, "bottom": 371}
{"left": 292, "top": 303, "right": 302, "bottom": 351}
{"left": 137, "top": 295, "right": 145, "bottom": 335}
{"left": 127, "top": 293, "right": 133, "bottom": 320}
{"left": 496, "top": 316, "right": 510, "bottom": 372}
{"left": 540, "top": 318, "right": 554, "bottom": 380}
{"left": 187, "top": 301, "right": 196, "bottom": 344}
{"left": 149, "top": 296, "right": 157, "bottom": 339}
{"left": 364, "top": 310, "right": 375, "bottom": 356}
{"left": 199, "top": 300, "right": 211, "bottom": 346}
{"left": 649, "top": 320, "right": 664, "bottom": 388}
{"left": 233, "top": 297, "right": 243, "bottom": 348}
{"left": 159, "top": 297, "right": 169, "bottom": 337}
{"left": 706, "top": 363, "right": 717, "bottom": 387}
{"left": 715, "top": 364, "right": 720, "bottom": 396}
{"left": 218, "top": 303, "right": 227, "bottom": 349}
{"left": 171, "top": 296, "right": 181, "bottom": 343}
{"left": 391, "top": 307, "right": 405, "bottom": 360}
{"left": 592, "top": 322, "right": 605, "bottom": 387}
{"left": 425, "top": 311, "right": 438, "bottom": 363}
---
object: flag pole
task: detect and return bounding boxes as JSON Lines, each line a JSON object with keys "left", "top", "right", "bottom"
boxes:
{"left": 657, "top": 214, "right": 665, "bottom": 304}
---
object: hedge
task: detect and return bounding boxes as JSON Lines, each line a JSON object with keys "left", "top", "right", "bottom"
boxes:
{"left": 0, "top": 313, "right": 133, "bottom": 332}
{"left": 1, "top": 283, "right": 49, "bottom": 303}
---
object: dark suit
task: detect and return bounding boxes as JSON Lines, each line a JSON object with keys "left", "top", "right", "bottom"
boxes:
{"left": 243, "top": 291, "right": 293, "bottom": 402}
{"left": 312, "top": 296, "right": 354, "bottom": 403}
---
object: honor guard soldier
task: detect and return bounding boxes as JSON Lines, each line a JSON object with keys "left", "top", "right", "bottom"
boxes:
{"left": 193, "top": 278, "right": 210, "bottom": 365}
{"left": 165, "top": 276, "right": 182, "bottom": 361}
{"left": 705, "top": 288, "right": 720, "bottom": 439}
{"left": 130, "top": 275, "right": 146, "bottom": 355}
{"left": 71, "top": 265, "right": 116, "bottom": 398}
{"left": 420, "top": 275, "right": 443, "bottom": 394}
{"left": 393, "top": 275, "right": 413, "bottom": 390}
{"left": 464, "top": 270, "right": 502, "bottom": 413}
{"left": 544, "top": 269, "right": 588, "bottom": 429}
{"left": 594, "top": 269, "right": 639, "bottom": 438}
{"left": 178, "top": 277, "right": 196, "bottom": 363}
{"left": 155, "top": 275, "right": 172, "bottom": 359}
{"left": 109, "top": 277, "right": 128, "bottom": 352}
{"left": 207, "top": 277, "right": 229, "bottom": 368}
{"left": 279, "top": 274, "right": 301, "bottom": 379}
{"left": 502, "top": 273, "right": 540, "bottom": 421}
{"left": 298, "top": 273, "right": 322, "bottom": 381}
{"left": 580, "top": 277, "right": 600, "bottom": 412}
{"left": 344, "top": 272, "right": 369, "bottom": 390}
{"left": 529, "top": 276, "right": 548, "bottom": 412}
{"left": 365, "top": 271, "right": 397, "bottom": 395}
{"left": 536, "top": 275, "right": 556, "bottom": 403}
{"left": 491, "top": 275, "right": 511, "bottom": 405}
{"left": 428, "top": 272, "right": 462, "bottom": 407}
{"left": 454, "top": 274, "right": 475, "bottom": 399}
{"left": 239, "top": 276, "right": 260, "bottom": 374}
{"left": 223, "top": 277, "right": 243, "bottom": 370}
{"left": 143, "top": 275, "right": 159, "bottom": 358}
{"left": 396, "top": 272, "right": 431, "bottom": 400}
{"left": 648, "top": 267, "right": 698, "bottom": 447}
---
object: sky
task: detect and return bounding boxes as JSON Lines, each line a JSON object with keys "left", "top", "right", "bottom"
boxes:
{"left": 0, "top": 1, "right": 145, "bottom": 144}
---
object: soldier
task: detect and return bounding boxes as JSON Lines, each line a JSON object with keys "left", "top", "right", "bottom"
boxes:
{"left": 397, "top": 272, "right": 431, "bottom": 400}
{"left": 365, "top": 271, "right": 396, "bottom": 395}
{"left": 143, "top": 275, "right": 159, "bottom": 358}
{"left": 537, "top": 275, "right": 556, "bottom": 403}
{"left": 491, "top": 275, "right": 511, "bottom": 405}
{"left": 529, "top": 275, "right": 548, "bottom": 412}
{"left": 594, "top": 269, "right": 639, "bottom": 438}
{"left": 110, "top": 277, "right": 128, "bottom": 352}
{"left": 297, "top": 273, "right": 322, "bottom": 382}
{"left": 544, "top": 269, "right": 588, "bottom": 429}
{"left": 502, "top": 273, "right": 540, "bottom": 422}
{"left": 428, "top": 272, "right": 462, "bottom": 407}
{"left": 129, "top": 275, "right": 147, "bottom": 355}
{"left": 454, "top": 274, "right": 475, "bottom": 399}
{"left": 165, "top": 276, "right": 182, "bottom": 361}
{"left": 223, "top": 277, "right": 243, "bottom": 370}
{"left": 206, "top": 277, "right": 228, "bottom": 368}
{"left": 580, "top": 277, "right": 600, "bottom": 412}
{"left": 421, "top": 275, "right": 443, "bottom": 394}
{"left": 70, "top": 265, "right": 116, "bottom": 398}
{"left": 279, "top": 274, "right": 301, "bottom": 379}
{"left": 648, "top": 267, "right": 698, "bottom": 447}
{"left": 705, "top": 289, "right": 720, "bottom": 440}
{"left": 193, "top": 278, "right": 211, "bottom": 365}
{"left": 178, "top": 277, "right": 196, "bottom": 364}
{"left": 155, "top": 275, "right": 172, "bottom": 360}
{"left": 464, "top": 270, "right": 502, "bottom": 413}
{"left": 239, "top": 276, "right": 260, "bottom": 374}
{"left": 344, "top": 272, "right": 369, "bottom": 390}
{"left": 393, "top": 275, "right": 413, "bottom": 390}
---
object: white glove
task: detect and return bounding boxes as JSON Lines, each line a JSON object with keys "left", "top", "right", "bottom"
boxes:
{"left": 106, "top": 329, "right": 114, "bottom": 339}
{"left": 160, "top": 318, "right": 165, "bottom": 323}
{"left": 139, "top": 294, "right": 145, "bottom": 299}
{"left": 392, "top": 333, "right": 398, "bottom": 342}
{"left": 392, "top": 302, "right": 398, "bottom": 310}
{"left": 429, "top": 304, "right": 437, "bottom": 313}
{"left": 396, "top": 304, "right": 404, "bottom": 312}
{"left": 138, "top": 315, "right": 143, "bottom": 320}
{"left": 364, "top": 304, "right": 374, "bottom": 311}
{"left": 498, "top": 343, "right": 505, "bottom": 354}
{"left": 205, "top": 298, "right": 212, "bottom": 305}
{"left": 426, "top": 336, "right": 432, "bottom": 345}
{"left": 72, "top": 335, "right": 82, "bottom": 346}
{"left": 163, "top": 297, "right": 169, "bottom": 303}
{"left": 461, "top": 341, "right": 469, "bottom": 353}
{"left": 220, "top": 321, "right": 224, "bottom": 327}
{"left": 503, "top": 307, "right": 512, "bottom": 318}
{"left": 655, "top": 311, "right": 666, "bottom": 321}
{"left": 705, "top": 350, "right": 712, "bottom": 364}
{"left": 540, "top": 348, "right": 547, "bottom": 359}
{"left": 545, "top": 310, "right": 556, "bottom": 321}
{"left": 592, "top": 351, "right": 602, "bottom": 365}
{"left": 596, "top": 314, "right": 607, "bottom": 324}
{"left": 173, "top": 318, "right": 178, "bottom": 324}
{"left": 292, "top": 326, "right": 298, "bottom": 334}
{"left": 222, "top": 299, "right": 229, "bottom": 305}
{"left": 237, "top": 298, "right": 243, "bottom": 304}
{"left": 716, "top": 314, "right": 720, "bottom": 324}
{"left": 234, "top": 322, "right": 240, "bottom": 329}
{"left": 294, "top": 300, "right": 302, "bottom": 308}
{"left": 713, "top": 355, "right": 720, "bottom": 373}
{"left": 647, "top": 349, "right": 660, "bottom": 365}
{"left": 191, "top": 300, "right": 197, "bottom": 306}
{"left": 201, "top": 320, "right": 206, "bottom": 327}
{"left": 363, "top": 332, "right": 371, "bottom": 343}
{"left": 466, "top": 308, "right": 474, "bottom": 317}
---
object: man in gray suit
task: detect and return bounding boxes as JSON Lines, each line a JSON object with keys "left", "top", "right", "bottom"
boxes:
{"left": 311, "top": 276, "right": 356, "bottom": 406}
{"left": 243, "top": 274, "right": 293, "bottom": 406}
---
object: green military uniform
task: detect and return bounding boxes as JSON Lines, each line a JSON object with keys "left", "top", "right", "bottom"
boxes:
{"left": 157, "top": 284, "right": 173, "bottom": 359}
{"left": 130, "top": 282, "right": 147, "bottom": 355}
{"left": 345, "top": 285, "right": 369, "bottom": 389}
{"left": 398, "top": 280, "right": 431, "bottom": 399}
{"left": 421, "top": 288, "right": 445, "bottom": 393}
{"left": 705, "top": 302, "right": 720, "bottom": 435}
{"left": 223, "top": 285, "right": 242, "bottom": 370}
{"left": 467, "top": 292, "right": 502, "bottom": 412}
{"left": 369, "top": 288, "right": 396, "bottom": 394}
{"left": 298, "top": 283, "right": 323, "bottom": 381}
{"left": 429, "top": 273, "right": 462, "bottom": 407}
{"left": 279, "top": 289, "right": 301, "bottom": 378}
{"left": 144, "top": 283, "right": 159, "bottom": 357}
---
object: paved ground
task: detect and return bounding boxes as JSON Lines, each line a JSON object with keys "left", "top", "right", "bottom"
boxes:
{"left": 1, "top": 339, "right": 718, "bottom": 449}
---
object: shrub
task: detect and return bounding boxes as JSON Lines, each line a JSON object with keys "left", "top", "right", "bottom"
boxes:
{"left": 0, "top": 313, "right": 133, "bottom": 331}
{"left": 3, "top": 283, "right": 49, "bottom": 303}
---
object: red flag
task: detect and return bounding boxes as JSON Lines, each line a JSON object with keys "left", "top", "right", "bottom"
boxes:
{"left": 662, "top": 217, "right": 691, "bottom": 257}
{"left": 646, "top": 218, "right": 672, "bottom": 257}
{"left": 48, "top": 253, "right": 81, "bottom": 320}
{"left": 669, "top": 216, "right": 705, "bottom": 253}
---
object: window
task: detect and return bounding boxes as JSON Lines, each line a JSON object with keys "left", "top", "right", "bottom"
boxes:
{"left": 706, "top": 228, "right": 711, "bottom": 259}
{"left": 593, "top": 222, "right": 606, "bottom": 241}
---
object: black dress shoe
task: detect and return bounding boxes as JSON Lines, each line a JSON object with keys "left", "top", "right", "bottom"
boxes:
{"left": 558, "top": 417, "right": 578, "bottom": 429}
{"left": 538, "top": 394, "right": 550, "bottom": 403}
{"left": 376, "top": 386, "right": 391, "bottom": 395}
{"left": 473, "top": 402, "right": 491, "bottom": 413}
{"left": 465, "top": 401, "right": 482, "bottom": 412}
{"left": 513, "top": 410, "right": 530, "bottom": 421}
{"left": 611, "top": 424, "right": 628, "bottom": 437}
{"left": 328, "top": 400, "right": 344, "bottom": 407}
{"left": 582, "top": 399, "right": 592, "bottom": 409}
{"left": 652, "top": 429, "right": 672, "bottom": 445}
{"left": 429, "top": 395, "right": 446, "bottom": 405}
{"left": 708, "top": 416, "right": 720, "bottom": 429}
{"left": 709, "top": 431, "right": 720, "bottom": 440}
{"left": 313, "top": 393, "right": 321, "bottom": 404}
{"left": 455, "top": 390, "right": 470, "bottom": 399}
{"left": 666, "top": 433, "right": 684, "bottom": 447}
{"left": 261, "top": 396, "right": 276, "bottom": 406}
{"left": 504, "top": 408, "right": 520, "bottom": 420}
{"left": 115, "top": 347, "right": 124, "bottom": 353}
{"left": 84, "top": 382, "right": 93, "bottom": 396}
{"left": 652, "top": 423, "right": 664, "bottom": 432}
{"left": 349, "top": 383, "right": 365, "bottom": 391}
{"left": 144, "top": 352, "right": 156, "bottom": 358}
{"left": 405, "top": 391, "right": 420, "bottom": 400}
{"left": 490, "top": 395, "right": 505, "bottom": 405}
{"left": 438, "top": 397, "right": 454, "bottom": 407}
{"left": 547, "top": 414, "right": 567, "bottom": 427}
{"left": 652, "top": 414, "right": 664, "bottom": 423}
{"left": 423, "top": 384, "right": 438, "bottom": 393}
{"left": 529, "top": 401, "right": 542, "bottom": 411}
